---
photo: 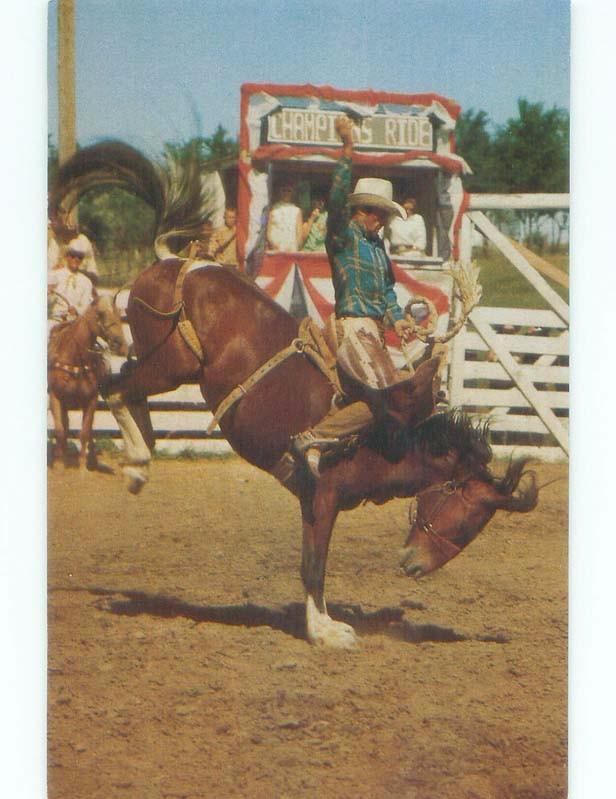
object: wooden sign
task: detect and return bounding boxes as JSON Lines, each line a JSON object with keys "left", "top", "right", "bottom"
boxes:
{"left": 266, "top": 107, "right": 434, "bottom": 151}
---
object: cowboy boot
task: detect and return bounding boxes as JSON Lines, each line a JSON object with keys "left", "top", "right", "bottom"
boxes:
{"left": 290, "top": 431, "right": 340, "bottom": 479}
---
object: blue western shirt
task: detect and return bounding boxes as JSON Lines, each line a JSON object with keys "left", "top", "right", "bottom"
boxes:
{"left": 325, "top": 156, "right": 405, "bottom": 323}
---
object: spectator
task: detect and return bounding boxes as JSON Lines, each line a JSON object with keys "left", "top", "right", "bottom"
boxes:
{"left": 267, "top": 183, "right": 303, "bottom": 251}
{"left": 48, "top": 241, "right": 95, "bottom": 331}
{"left": 209, "top": 208, "right": 238, "bottom": 267}
{"left": 301, "top": 195, "right": 328, "bottom": 252}
{"left": 71, "top": 231, "right": 99, "bottom": 284}
{"left": 435, "top": 172, "right": 454, "bottom": 260}
{"left": 385, "top": 196, "right": 427, "bottom": 255}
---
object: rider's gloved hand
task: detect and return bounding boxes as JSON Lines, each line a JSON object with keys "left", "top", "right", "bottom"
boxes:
{"left": 394, "top": 318, "right": 414, "bottom": 342}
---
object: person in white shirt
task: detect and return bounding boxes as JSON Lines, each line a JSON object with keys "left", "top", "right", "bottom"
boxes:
{"left": 48, "top": 239, "right": 95, "bottom": 331}
{"left": 71, "top": 231, "right": 99, "bottom": 284}
{"left": 266, "top": 183, "right": 303, "bottom": 252}
{"left": 385, "top": 196, "right": 427, "bottom": 255}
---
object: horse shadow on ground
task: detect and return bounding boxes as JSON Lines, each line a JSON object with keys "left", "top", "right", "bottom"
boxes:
{"left": 78, "top": 587, "right": 509, "bottom": 645}
{"left": 47, "top": 441, "right": 116, "bottom": 474}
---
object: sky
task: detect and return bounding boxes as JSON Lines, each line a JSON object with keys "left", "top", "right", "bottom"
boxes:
{"left": 47, "top": 0, "right": 570, "bottom": 153}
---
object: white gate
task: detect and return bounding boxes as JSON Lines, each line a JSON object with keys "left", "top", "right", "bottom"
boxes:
{"left": 449, "top": 307, "right": 569, "bottom": 462}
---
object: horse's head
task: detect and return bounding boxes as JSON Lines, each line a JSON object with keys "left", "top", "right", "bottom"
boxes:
{"left": 93, "top": 295, "right": 129, "bottom": 356}
{"left": 399, "top": 459, "right": 538, "bottom": 578}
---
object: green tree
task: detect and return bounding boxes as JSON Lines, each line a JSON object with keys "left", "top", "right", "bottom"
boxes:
{"left": 492, "top": 99, "right": 569, "bottom": 193}
{"left": 78, "top": 187, "right": 155, "bottom": 252}
{"left": 455, "top": 109, "right": 497, "bottom": 192}
{"left": 492, "top": 99, "right": 569, "bottom": 243}
{"left": 201, "top": 124, "right": 239, "bottom": 163}
{"left": 164, "top": 125, "right": 239, "bottom": 168}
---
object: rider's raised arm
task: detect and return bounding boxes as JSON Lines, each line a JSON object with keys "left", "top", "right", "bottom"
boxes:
{"left": 326, "top": 116, "right": 354, "bottom": 253}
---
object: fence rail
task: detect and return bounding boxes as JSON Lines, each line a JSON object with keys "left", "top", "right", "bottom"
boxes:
{"left": 448, "top": 306, "right": 569, "bottom": 461}
{"left": 49, "top": 304, "right": 569, "bottom": 461}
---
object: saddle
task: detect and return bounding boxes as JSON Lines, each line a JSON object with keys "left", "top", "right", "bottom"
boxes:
{"left": 325, "top": 311, "right": 444, "bottom": 430}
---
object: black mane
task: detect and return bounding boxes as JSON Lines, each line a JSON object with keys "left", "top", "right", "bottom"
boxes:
{"left": 368, "top": 409, "right": 492, "bottom": 466}
{"left": 409, "top": 410, "right": 492, "bottom": 463}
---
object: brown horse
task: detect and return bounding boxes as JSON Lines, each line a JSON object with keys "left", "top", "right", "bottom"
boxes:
{"left": 98, "top": 260, "right": 536, "bottom": 647}
{"left": 51, "top": 142, "right": 538, "bottom": 648}
{"left": 48, "top": 294, "right": 128, "bottom": 469}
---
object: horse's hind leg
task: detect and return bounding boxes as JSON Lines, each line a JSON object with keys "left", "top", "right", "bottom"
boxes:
{"left": 80, "top": 397, "right": 97, "bottom": 470}
{"left": 300, "top": 487, "right": 357, "bottom": 649}
{"left": 49, "top": 393, "right": 67, "bottom": 468}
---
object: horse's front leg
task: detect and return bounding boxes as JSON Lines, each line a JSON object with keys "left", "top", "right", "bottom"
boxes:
{"left": 79, "top": 395, "right": 97, "bottom": 470}
{"left": 49, "top": 392, "right": 66, "bottom": 467}
{"left": 300, "top": 485, "right": 358, "bottom": 649}
{"left": 103, "top": 353, "right": 186, "bottom": 493}
{"left": 102, "top": 324, "right": 201, "bottom": 493}
{"left": 105, "top": 391, "right": 151, "bottom": 494}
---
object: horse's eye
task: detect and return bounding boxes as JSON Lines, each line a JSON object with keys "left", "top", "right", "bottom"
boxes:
{"left": 443, "top": 481, "right": 456, "bottom": 494}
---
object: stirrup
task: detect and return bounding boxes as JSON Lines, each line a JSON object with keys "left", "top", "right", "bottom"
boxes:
{"left": 290, "top": 432, "right": 338, "bottom": 479}
{"left": 303, "top": 447, "right": 322, "bottom": 479}
{"left": 291, "top": 431, "right": 339, "bottom": 454}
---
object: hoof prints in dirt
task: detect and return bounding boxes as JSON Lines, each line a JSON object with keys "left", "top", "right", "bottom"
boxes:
{"left": 56, "top": 586, "right": 509, "bottom": 645}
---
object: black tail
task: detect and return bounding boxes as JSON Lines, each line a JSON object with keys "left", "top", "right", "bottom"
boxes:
{"left": 49, "top": 140, "right": 219, "bottom": 258}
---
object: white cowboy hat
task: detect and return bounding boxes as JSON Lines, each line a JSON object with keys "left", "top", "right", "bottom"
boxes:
{"left": 348, "top": 178, "right": 405, "bottom": 219}
{"left": 67, "top": 237, "right": 88, "bottom": 257}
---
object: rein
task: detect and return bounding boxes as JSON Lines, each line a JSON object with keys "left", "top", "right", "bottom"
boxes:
{"left": 131, "top": 296, "right": 183, "bottom": 319}
{"left": 409, "top": 480, "right": 466, "bottom": 558}
{"left": 48, "top": 289, "right": 72, "bottom": 312}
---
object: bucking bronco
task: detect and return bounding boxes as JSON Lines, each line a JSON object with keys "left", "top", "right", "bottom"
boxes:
{"left": 49, "top": 140, "right": 538, "bottom": 648}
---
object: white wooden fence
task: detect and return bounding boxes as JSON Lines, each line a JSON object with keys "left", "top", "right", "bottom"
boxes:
{"left": 48, "top": 308, "right": 569, "bottom": 462}
{"left": 449, "top": 307, "right": 569, "bottom": 462}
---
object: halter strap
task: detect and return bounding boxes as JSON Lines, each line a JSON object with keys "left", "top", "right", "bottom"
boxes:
{"left": 411, "top": 480, "right": 465, "bottom": 557}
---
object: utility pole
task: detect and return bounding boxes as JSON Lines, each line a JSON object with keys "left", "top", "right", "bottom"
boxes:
{"left": 57, "top": 0, "right": 76, "bottom": 165}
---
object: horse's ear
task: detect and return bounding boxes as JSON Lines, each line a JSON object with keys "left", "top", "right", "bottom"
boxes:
{"left": 482, "top": 471, "right": 539, "bottom": 513}
{"left": 386, "top": 357, "right": 440, "bottom": 428}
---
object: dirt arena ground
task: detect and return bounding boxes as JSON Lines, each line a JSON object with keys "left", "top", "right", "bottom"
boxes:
{"left": 48, "top": 455, "right": 567, "bottom": 799}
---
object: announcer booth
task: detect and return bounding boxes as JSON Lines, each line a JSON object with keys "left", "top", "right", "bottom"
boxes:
{"left": 236, "top": 83, "right": 472, "bottom": 364}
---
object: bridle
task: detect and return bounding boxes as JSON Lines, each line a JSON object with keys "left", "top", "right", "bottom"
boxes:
{"left": 48, "top": 298, "right": 125, "bottom": 379}
{"left": 409, "top": 480, "right": 468, "bottom": 559}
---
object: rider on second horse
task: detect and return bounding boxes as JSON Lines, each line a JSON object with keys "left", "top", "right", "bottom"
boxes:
{"left": 48, "top": 239, "right": 95, "bottom": 336}
{"left": 291, "top": 116, "right": 419, "bottom": 477}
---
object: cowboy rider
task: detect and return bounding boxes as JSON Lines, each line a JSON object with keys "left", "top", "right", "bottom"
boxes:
{"left": 291, "top": 115, "right": 415, "bottom": 476}
{"left": 48, "top": 238, "right": 95, "bottom": 329}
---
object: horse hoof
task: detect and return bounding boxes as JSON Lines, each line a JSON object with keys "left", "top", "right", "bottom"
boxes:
{"left": 309, "top": 619, "right": 359, "bottom": 650}
{"left": 123, "top": 465, "right": 148, "bottom": 494}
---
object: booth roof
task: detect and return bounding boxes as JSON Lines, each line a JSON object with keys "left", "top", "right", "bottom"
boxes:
{"left": 240, "top": 82, "right": 462, "bottom": 120}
